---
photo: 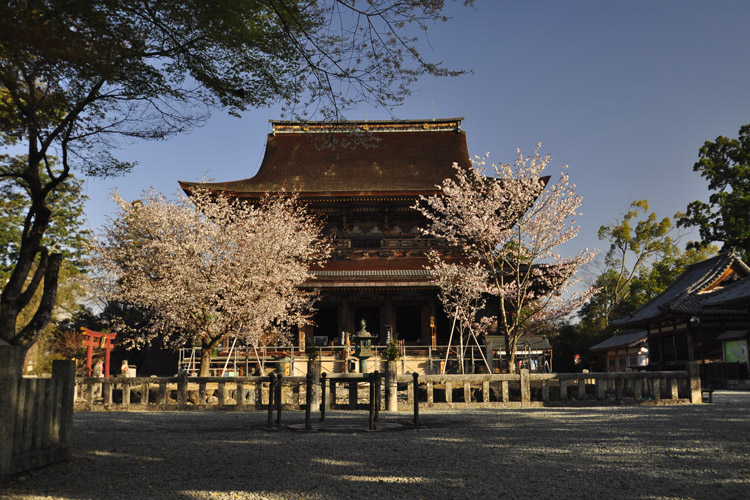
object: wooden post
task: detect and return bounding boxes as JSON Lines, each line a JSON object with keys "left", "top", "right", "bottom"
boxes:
{"left": 329, "top": 377, "right": 337, "bottom": 407}
{"left": 320, "top": 373, "right": 328, "bottom": 421}
{"left": 368, "top": 373, "right": 376, "bottom": 431}
{"left": 275, "top": 374, "right": 283, "bottom": 425}
{"left": 0, "top": 345, "right": 20, "bottom": 483}
{"left": 374, "top": 371, "right": 381, "bottom": 421}
{"left": 520, "top": 369, "right": 530, "bottom": 406}
{"left": 305, "top": 372, "right": 313, "bottom": 431}
{"left": 688, "top": 362, "right": 702, "bottom": 403}
{"left": 348, "top": 379, "right": 357, "bottom": 409}
{"left": 412, "top": 372, "right": 420, "bottom": 428}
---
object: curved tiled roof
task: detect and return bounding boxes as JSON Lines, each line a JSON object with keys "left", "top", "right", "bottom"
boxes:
{"left": 180, "top": 118, "right": 471, "bottom": 198}
{"left": 611, "top": 252, "right": 750, "bottom": 327}
{"left": 590, "top": 330, "right": 648, "bottom": 351}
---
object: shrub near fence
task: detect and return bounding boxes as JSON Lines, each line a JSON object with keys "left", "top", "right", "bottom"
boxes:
{"left": 1, "top": 345, "right": 75, "bottom": 483}
{"left": 74, "top": 363, "right": 703, "bottom": 412}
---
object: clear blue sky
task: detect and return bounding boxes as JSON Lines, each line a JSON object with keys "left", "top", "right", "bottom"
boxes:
{"left": 85, "top": 0, "right": 750, "bottom": 267}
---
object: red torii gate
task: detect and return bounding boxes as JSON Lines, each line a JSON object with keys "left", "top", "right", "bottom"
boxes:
{"left": 81, "top": 327, "right": 117, "bottom": 377}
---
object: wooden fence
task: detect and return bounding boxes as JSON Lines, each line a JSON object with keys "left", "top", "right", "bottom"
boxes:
{"left": 74, "top": 362, "right": 702, "bottom": 411}
{"left": 1, "top": 345, "right": 75, "bottom": 483}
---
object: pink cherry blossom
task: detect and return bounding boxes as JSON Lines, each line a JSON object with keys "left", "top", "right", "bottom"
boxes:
{"left": 416, "top": 145, "right": 597, "bottom": 373}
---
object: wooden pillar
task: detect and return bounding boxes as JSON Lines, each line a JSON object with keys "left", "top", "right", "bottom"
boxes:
{"left": 426, "top": 298, "right": 437, "bottom": 345}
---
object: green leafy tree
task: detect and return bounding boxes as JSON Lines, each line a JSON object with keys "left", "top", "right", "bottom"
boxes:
{"left": 590, "top": 200, "right": 676, "bottom": 328}
{"left": 0, "top": 0, "right": 472, "bottom": 360}
{"left": 581, "top": 200, "right": 717, "bottom": 332}
{"left": 678, "top": 124, "right": 750, "bottom": 258}
{"left": 1, "top": 167, "right": 89, "bottom": 283}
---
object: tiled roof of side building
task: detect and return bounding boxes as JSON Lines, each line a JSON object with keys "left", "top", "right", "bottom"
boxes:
{"left": 179, "top": 118, "right": 471, "bottom": 197}
{"left": 590, "top": 330, "right": 648, "bottom": 351}
{"left": 699, "top": 274, "right": 750, "bottom": 314}
{"left": 611, "top": 252, "right": 750, "bottom": 327}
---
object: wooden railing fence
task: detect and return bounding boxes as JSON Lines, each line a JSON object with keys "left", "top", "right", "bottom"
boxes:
{"left": 74, "top": 362, "right": 702, "bottom": 411}
{"left": 1, "top": 345, "right": 75, "bottom": 483}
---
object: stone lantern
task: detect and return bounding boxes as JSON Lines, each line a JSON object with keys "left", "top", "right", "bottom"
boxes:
{"left": 353, "top": 319, "right": 375, "bottom": 373}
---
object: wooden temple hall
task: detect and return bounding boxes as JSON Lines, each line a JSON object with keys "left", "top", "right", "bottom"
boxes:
{"left": 181, "top": 118, "right": 475, "bottom": 349}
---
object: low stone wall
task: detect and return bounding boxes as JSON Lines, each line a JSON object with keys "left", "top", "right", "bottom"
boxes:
{"left": 404, "top": 366, "right": 701, "bottom": 409}
{"left": 74, "top": 363, "right": 702, "bottom": 412}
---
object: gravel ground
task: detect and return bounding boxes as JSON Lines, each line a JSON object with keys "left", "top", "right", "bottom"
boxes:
{"left": 2, "top": 391, "right": 750, "bottom": 500}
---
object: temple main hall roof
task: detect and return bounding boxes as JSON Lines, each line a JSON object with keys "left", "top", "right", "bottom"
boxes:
{"left": 179, "top": 118, "right": 471, "bottom": 198}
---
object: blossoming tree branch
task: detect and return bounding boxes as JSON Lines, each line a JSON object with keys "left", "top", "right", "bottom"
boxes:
{"left": 416, "top": 145, "right": 597, "bottom": 373}
{"left": 90, "top": 189, "right": 331, "bottom": 376}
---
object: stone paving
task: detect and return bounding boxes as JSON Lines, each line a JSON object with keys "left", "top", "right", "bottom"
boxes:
{"left": 2, "top": 391, "right": 749, "bottom": 500}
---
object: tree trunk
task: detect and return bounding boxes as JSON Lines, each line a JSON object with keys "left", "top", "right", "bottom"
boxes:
{"left": 0, "top": 183, "right": 54, "bottom": 347}
{"left": 199, "top": 341, "right": 213, "bottom": 377}
{"left": 1, "top": 251, "right": 63, "bottom": 374}
{"left": 505, "top": 332, "right": 519, "bottom": 374}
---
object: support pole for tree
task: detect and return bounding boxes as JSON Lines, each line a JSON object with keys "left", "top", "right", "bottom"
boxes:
{"left": 442, "top": 312, "right": 459, "bottom": 375}
{"left": 267, "top": 373, "right": 275, "bottom": 427}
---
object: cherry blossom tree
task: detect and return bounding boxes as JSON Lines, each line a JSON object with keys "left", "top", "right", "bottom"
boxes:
{"left": 90, "top": 188, "right": 330, "bottom": 376}
{"left": 428, "top": 256, "right": 493, "bottom": 374}
{"left": 417, "top": 145, "right": 596, "bottom": 373}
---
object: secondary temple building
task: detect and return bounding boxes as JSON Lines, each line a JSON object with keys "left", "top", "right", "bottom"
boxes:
{"left": 180, "top": 118, "right": 472, "bottom": 348}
